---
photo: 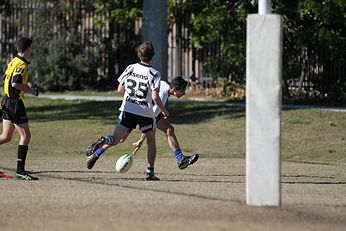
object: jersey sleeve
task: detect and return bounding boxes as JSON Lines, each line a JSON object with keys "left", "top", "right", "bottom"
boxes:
{"left": 12, "top": 74, "right": 23, "bottom": 83}
{"left": 149, "top": 69, "right": 161, "bottom": 91}
{"left": 159, "top": 81, "right": 169, "bottom": 101}
{"left": 11, "top": 64, "right": 27, "bottom": 83}
{"left": 117, "top": 65, "right": 134, "bottom": 85}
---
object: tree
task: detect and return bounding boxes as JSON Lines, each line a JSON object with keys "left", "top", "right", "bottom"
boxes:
{"left": 274, "top": 0, "right": 346, "bottom": 100}
{"left": 168, "top": 0, "right": 346, "bottom": 100}
{"left": 3, "top": 0, "right": 344, "bottom": 100}
{"left": 168, "top": 0, "right": 256, "bottom": 82}
{"left": 30, "top": 0, "right": 101, "bottom": 91}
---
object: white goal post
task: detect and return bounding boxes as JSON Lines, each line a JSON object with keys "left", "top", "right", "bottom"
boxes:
{"left": 246, "top": 11, "right": 283, "bottom": 206}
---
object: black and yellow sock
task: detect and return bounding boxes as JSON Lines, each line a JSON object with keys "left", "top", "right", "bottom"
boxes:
{"left": 16, "top": 145, "right": 28, "bottom": 174}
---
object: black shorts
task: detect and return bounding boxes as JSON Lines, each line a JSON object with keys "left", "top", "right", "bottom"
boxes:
{"left": 156, "top": 112, "right": 164, "bottom": 123}
{"left": 1, "top": 96, "right": 28, "bottom": 124}
{"left": 119, "top": 111, "right": 154, "bottom": 133}
{"left": 125, "top": 112, "right": 163, "bottom": 134}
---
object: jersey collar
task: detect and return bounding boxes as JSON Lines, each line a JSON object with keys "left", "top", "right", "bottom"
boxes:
{"left": 138, "top": 62, "right": 151, "bottom": 67}
{"left": 15, "top": 55, "right": 30, "bottom": 64}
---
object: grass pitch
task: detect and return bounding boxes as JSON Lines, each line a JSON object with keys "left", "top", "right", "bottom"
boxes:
{"left": 6, "top": 97, "right": 345, "bottom": 165}
{"left": 0, "top": 97, "right": 345, "bottom": 231}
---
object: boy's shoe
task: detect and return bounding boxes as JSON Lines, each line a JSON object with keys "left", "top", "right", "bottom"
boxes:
{"left": 178, "top": 154, "right": 199, "bottom": 170}
{"left": 86, "top": 136, "right": 105, "bottom": 156}
{"left": 87, "top": 153, "right": 99, "bottom": 170}
{"left": 146, "top": 174, "right": 160, "bottom": 181}
{"left": 15, "top": 171, "right": 39, "bottom": 181}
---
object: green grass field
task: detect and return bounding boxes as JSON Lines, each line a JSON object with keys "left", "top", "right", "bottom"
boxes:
{"left": 1, "top": 97, "right": 345, "bottom": 165}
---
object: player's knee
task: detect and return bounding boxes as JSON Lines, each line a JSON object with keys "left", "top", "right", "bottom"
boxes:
{"left": 21, "top": 131, "right": 31, "bottom": 144}
{"left": 166, "top": 125, "right": 175, "bottom": 137}
{"left": 1, "top": 135, "right": 12, "bottom": 143}
{"left": 145, "top": 132, "right": 156, "bottom": 145}
{"left": 146, "top": 139, "right": 155, "bottom": 147}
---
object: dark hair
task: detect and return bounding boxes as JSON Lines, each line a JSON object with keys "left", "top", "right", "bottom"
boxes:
{"left": 16, "top": 37, "right": 32, "bottom": 53}
{"left": 137, "top": 41, "right": 155, "bottom": 62}
{"left": 170, "top": 76, "right": 187, "bottom": 91}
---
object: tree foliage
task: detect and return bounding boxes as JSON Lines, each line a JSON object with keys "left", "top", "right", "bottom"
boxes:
{"left": 30, "top": 0, "right": 101, "bottom": 91}
{"left": 2, "top": 0, "right": 344, "bottom": 99}
{"left": 168, "top": 0, "right": 256, "bottom": 81}
{"left": 31, "top": 0, "right": 142, "bottom": 91}
{"left": 93, "top": 0, "right": 142, "bottom": 27}
{"left": 168, "top": 0, "right": 346, "bottom": 100}
{"left": 274, "top": 0, "right": 346, "bottom": 100}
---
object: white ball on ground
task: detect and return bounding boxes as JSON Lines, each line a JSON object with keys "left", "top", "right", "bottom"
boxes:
{"left": 115, "top": 154, "right": 133, "bottom": 173}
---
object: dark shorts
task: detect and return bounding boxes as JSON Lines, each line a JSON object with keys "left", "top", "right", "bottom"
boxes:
{"left": 156, "top": 112, "right": 164, "bottom": 123}
{"left": 125, "top": 112, "right": 164, "bottom": 134}
{"left": 118, "top": 111, "right": 154, "bottom": 133}
{"left": 1, "top": 96, "right": 28, "bottom": 124}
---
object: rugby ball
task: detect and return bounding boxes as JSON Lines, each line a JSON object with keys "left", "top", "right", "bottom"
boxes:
{"left": 115, "top": 154, "right": 133, "bottom": 173}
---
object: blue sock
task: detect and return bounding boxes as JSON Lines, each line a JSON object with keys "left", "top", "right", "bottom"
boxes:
{"left": 173, "top": 149, "right": 184, "bottom": 162}
{"left": 95, "top": 147, "right": 105, "bottom": 157}
{"left": 104, "top": 135, "right": 114, "bottom": 145}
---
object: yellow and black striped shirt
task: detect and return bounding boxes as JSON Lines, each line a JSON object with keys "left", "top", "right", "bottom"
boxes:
{"left": 3, "top": 55, "right": 30, "bottom": 99}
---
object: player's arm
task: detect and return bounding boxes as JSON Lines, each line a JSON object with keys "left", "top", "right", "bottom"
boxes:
{"left": 117, "top": 83, "right": 125, "bottom": 95}
{"left": 152, "top": 89, "right": 169, "bottom": 118}
{"left": 117, "top": 65, "right": 133, "bottom": 96}
{"left": 11, "top": 75, "right": 38, "bottom": 96}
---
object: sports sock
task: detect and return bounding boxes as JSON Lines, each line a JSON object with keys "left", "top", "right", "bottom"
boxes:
{"left": 173, "top": 149, "right": 184, "bottom": 162}
{"left": 146, "top": 167, "right": 154, "bottom": 175}
{"left": 95, "top": 147, "right": 105, "bottom": 157}
{"left": 17, "top": 145, "right": 28, "bottom": 174}
{"left": 104, "top": 135, "right": 114, "bottom": 145}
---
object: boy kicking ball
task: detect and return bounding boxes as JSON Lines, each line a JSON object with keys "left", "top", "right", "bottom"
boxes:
{"left": 89, "top": 76, "right": 199, "bottom": 170}
{"left": 121, "top": 76, "right": 199, "bottom": 169}
{"left": 86, "top": 41, "right": 168, "bottom": 181}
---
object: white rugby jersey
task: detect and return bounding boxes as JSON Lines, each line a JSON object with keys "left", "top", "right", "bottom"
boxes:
{"left": 118, "top": 62, "right": 161, "bottom": 118}
{"left": 153, "top": 80, "right": 170, "bottom": 117}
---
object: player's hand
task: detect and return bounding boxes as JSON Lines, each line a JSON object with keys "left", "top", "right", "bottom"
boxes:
{"left": 32, "top": 88, "right": 39, "bottom": 96}
{"left": 132, "top": 140, "right": 144, "bottom": 154}
{"left": 162, "top": 109, "right": 169, "bottom": 119}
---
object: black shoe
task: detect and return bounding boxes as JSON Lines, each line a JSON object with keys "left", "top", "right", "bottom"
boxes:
{"left": 15, "top": 171, "right": 39, "bottom": 181}
{"left": 86, "top": 136, "right": 105, "bottom": 156}
{"left": 178, "top": 154, "right": 199, "bottom": 170}
{"left": 146, "top": 174, "right": 160, "bottom": 181}
{"left": 87, "top": 153, "right": 99, "bottom": 170}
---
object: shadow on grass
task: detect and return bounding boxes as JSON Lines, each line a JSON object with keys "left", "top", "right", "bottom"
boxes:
{"left": 27, "top": 100, "right": 122, "bottom": 122}
{"left": 26, "top": 99, "right": 245, "bottom": 124}
{"left": 167, "top": 103, "right": 245, "bottom": 124}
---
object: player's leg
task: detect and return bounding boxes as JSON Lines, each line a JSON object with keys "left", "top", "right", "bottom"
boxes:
{"left": 86, "top": 111, "right": 134, "bottom": 156}
{"left": 119, "top": 130, "right": 131, "bottom": 143}
{"left": 86, "top": 121, "right": 132, "bottom": 170}
{"left": 138, "top": 116, "right": 159, "bottom": 180}
{"left": 0, "top": 97, "right": 16, "bottom": 144}
{"left": 14, "top": 122, "right": 31, "bottom": 145}
{"left": 0, "top": 119, "right": 15, "bottom": 179}
{"left": 145, "top": 129, "right": 156, "bottom": 168}
{"left": 157, "top": 118, "right": 199, "bottom": 170}
{"left": 86, "top": 134, "right": 118, "bottom": 156}
{"left": 13, "top": 122, "right": 38, "bottom": 180}
{"left": 0, "top": 119, "right": 15, "bottom": 144}
{"left": 92, "top": 123, "right": 128, "bottom": 156}
{"left": 157, "top": 119, "right": 180, "bottom": 151}
{"left": 144, "top": 129, "right": 160, "bottom": 180}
